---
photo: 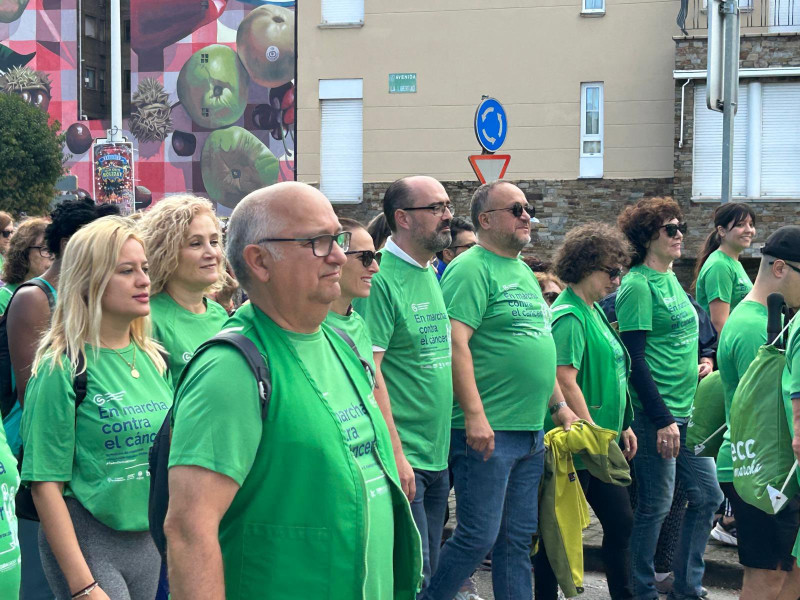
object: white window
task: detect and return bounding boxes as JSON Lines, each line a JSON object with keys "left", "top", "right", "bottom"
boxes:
{"left": 582, "top": 0, "right": 605, "bottom": 15}
{"left": 769, "top": 0, "right": 800, "bottom": 30}
{"left": 85, "top": 15, "right": 97, "bottom": 38}
{"left": 579, "top": 82, "right": 603, "bottom": 178}
{"left": 84, "top": 68, "right": 97, "bottom": 90}
{"left": 321, "top": 0, "right": 364, "bottom": 26}
{"left": 692, "top": 80, "right": 800, "bottom": 199}
{"left": 320, "top": 79, "right": 363, "bottom": 203}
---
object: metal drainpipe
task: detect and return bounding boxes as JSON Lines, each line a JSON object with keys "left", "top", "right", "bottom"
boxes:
{"left": 78, "top": 0, "right": 83, "bottom": 120}
{"left": 678, "top": 79, "right": 692, "bottom": 149}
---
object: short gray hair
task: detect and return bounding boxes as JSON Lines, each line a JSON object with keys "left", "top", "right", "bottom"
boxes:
{"left": 470, "top": 180, "right": 512, "bottom": 230}
{"left": 226, "top": 192, "right": 285, "bottom": 292}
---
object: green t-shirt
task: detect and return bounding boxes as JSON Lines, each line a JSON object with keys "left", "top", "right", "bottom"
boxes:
{"left": 716, "top": 300, "right": 767, "bottom": 483}
{"left": 0, "top": 283, "right": 19, "bottom": 315}
{"left": 149, "top": 292, "right": 229, "bottom": 385}
{"left": 696, "top": 249, "right": 753, "bottom": 315}
{"left": 352, "top": 250, "right": 453, "bottom": 471}
{"left": 439, "top": 245, "right": 556, "bottom": 431}
{"left": 21, "top": 344, "right": 172, "bottom": 531}
{"left": 324, "top": 309, "right": 377, "bottom": 372}
{"left": 284, "top": 328, "right": 393, "bottom": 599}
{"left": 616, "top": 265, "right": 699, "bottom": 417}
{"left": 0, "top": 418, "right": 20, "bottom": 597}
{"left": 784, "top": 318, "right": 800, "bottom": 434}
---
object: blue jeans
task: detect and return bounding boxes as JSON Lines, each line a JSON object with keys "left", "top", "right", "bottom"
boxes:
{"left": 423, "top": 429, "right": 545, "bottom": 600}
{"left": 630, "top": 411, "right": 723, "bottom": 600}
{"left": 409, "top": 468, "right": 450, "bottom": 593}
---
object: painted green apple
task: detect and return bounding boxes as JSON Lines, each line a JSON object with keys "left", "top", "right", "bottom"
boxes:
{"left": 177, "top": 44, "right": 249, "bottom": 129}
{"left": 236, "top": 5, "right": 295, "bottom": 88}
{"left": 201, "top": 127, "right": 279, "bottom": 208}
{"left": 0, "top": 0, "right": 29, "bottom": 24}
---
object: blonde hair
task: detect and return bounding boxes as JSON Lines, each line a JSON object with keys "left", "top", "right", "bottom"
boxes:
{"left": 137, "top": 194, "right": 224, "bottom": 295}
{"left": 32, "top": 216, "right": 166, "bottom": 376}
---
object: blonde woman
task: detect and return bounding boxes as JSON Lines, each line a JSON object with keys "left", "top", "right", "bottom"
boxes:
{"left": 21, "top": 217, "right": 170, "bottom": 600}
{"left": 138, "top": 195, "right": 228, "bottom": 383}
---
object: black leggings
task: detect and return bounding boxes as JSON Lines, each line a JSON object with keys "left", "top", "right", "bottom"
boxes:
{"left": 534, "top": 470, "right": 633, "bottom": 600}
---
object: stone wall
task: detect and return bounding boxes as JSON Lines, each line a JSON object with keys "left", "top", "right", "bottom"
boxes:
{"left": 675, "top": 32, "right": 800, "bottom": 71}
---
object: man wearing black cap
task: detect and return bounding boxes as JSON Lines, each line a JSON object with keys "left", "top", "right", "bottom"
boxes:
{"left": 718, "top": 225, "right": 800, "bottom": 600}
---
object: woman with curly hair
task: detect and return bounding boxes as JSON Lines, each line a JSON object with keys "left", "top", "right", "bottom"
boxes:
{"left": 0, "top": 217, "right": 52, "bottom": 314}
{"left": 0, "top": 212, "right": 14, "bottom": 274}
{"left": 615, "top": 197, "right": 722, "bottom": 600}
{"left": 533, "top": 222, "right": 636, "bottom": 600}
{"left": 692, "top": 202, "right": 756, "bottom": 334}
{"left": 21, "top": 216, "right": 170, "bottom": 600}
{"left": 138, "top": 195, "right": 229, "bottom": 384}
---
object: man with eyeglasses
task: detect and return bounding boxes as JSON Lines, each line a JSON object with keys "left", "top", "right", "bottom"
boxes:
{"left": 434, "top": 217, "right": 477, "bottom": 280}
{"left": 425, "top": 181, "right": 578, "bottom": 600}
{"left": 352, "top": 175, "right": 454, "bottom": 594}
{"left": 166, "top": 182, "right": 422, "bottom": 599}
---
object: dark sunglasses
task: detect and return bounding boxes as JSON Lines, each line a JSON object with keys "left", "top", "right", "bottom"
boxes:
{"left": 660, "top": 222, "right": 688, "bottom": 238}
{"left": 601, "top": 266, "right": 623, "bottom": 279}
{"left": 483, "top": 202, "right": 536, "bottom": 219}
{"left": 1, "top": 230, "right": 12, "bottom": 238}
{"left": 345, "top": 249, "right": 379, "bottom": 268}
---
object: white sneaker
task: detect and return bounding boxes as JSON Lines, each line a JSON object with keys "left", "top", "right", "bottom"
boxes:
{"left": 710, "top": 521, "right": 738, "bottom": 546}
{"left": 453, "top": 576, "right": 485, "bottom": 600}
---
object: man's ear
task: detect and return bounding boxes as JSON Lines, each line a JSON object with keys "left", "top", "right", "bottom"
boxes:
{"left": 394, "top": 209, "right": 410, "bottom": 232}
{"left": 442, "top": 248, "right": 455, "bottom": 264}
{"left": 242, "top": 244, "right": 271, "bottom": 284}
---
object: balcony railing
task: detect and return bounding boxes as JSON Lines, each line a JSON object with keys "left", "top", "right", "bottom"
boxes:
{"left": 681, "top": 0, "right": 800, "bottom": 33}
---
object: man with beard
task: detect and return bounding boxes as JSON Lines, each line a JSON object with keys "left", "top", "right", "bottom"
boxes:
{"left": 423, "top": 181, "right": 579, "bottom": 600}
{"left": 353, "top": 176, "right": 454, "bottom": 594}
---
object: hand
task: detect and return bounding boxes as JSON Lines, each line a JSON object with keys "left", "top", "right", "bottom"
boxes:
{"left": 465, "top": 411, "right": 495, "bottom": 461}
{"left": 656, "top": 423, "right": 680, "bottom": 459}
{"left": 621, "top": 427, "right": 638, "bottom": 461}
{"left": 698, "top": 358, "right": 713, "bottom": 380}
{"left": 394, "top": 450, "right": 416, "bottom": 502}
{"left": 89, "top": 586, "right": 111, "bottom": 600}
{"left": 554, "top": 404, "right": 580, "bottom": 432}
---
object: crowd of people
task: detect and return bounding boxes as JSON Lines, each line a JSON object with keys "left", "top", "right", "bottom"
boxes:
{"left": 0, "top": 178, "right": 796, "bottom": 600}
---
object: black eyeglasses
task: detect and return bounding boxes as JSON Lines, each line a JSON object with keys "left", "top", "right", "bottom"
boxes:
{"left": 401, "top": 202, "right": 455, "bottom": 218}
{"left": 770, "top": 260, "right": 800, "bottom": 276}
{"left": 660, "top": 222, "right": 688, "bottom": 238}
{"left": 601, "top": 266, "right": 623, "bottom": 279}
{"left": 28, "top": 246, "right": 53, "bottom": 259}
{"left": 256, "top": 231, "right": 351, "bottom": 257}
{"left": 345, "top": 249, "right": 379, "bottom": 268}
{"left": 1, "top": 230, "right": 12, "bottom": 239}
{"left": 483, "top": 202, "right": 536, "bottom": 219}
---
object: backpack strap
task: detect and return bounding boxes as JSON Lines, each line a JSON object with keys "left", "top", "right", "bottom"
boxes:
{"left": 177, "top": 330, "right": 271, "bottom": 419}
{"left": 329, "top": 325, "right": 376, "bottom": 385}
{"left": 73, "top": 353, "right": 88, "bottom": 408}
{"left": 19, "top": 278, "right": 56, "bottom": 312}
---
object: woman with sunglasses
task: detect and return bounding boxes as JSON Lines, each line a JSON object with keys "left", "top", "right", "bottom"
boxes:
{"left": 0, "top": 212, "right": 14, "bottom": 276}
{"left": 0, "top": 217, "right": 52, "bottom": 314}
{"left": 615, "top": 197, "right": 723, "bottom": 600}
{"left": 533, "top": 222, "right": 636, "bottom": 600}
{"left": 692, "top": 202, "right": 756, "bottom": 335}
{"left": 138, "top": 195, "right": 229, "bottom": 384}
{"left": 21, "top": 217, "right": 170, "bottom": 600}
{"left": 326, "top": 218, "right": 380, "bottom": 365}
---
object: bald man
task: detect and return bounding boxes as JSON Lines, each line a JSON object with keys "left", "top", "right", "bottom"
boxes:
{"left": 164, "top": 183, "right": 422, "bottom": 599}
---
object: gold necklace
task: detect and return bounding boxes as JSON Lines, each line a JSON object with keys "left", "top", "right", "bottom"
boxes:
{"left": 105, "top": 343, "right": 139, "bottom": 378}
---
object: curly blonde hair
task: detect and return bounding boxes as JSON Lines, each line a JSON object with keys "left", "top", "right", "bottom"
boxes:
{"left": 137, "top": 194, "right": 224, "bottom": 295}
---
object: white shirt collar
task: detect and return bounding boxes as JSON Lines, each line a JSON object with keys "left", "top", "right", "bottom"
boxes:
{"left": 383, "top": 236, "right": 430, "bottom": 269}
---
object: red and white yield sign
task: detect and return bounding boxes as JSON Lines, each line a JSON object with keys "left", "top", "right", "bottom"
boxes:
{"left": 468, "top": 154, "right": 511, "bottom": 184}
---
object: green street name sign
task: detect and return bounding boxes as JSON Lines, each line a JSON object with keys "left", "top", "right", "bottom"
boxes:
{"left": 389, "top": 73, "right": 417, "bottom": 94}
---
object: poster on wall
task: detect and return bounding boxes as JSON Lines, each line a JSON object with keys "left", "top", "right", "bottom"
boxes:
{"left": 0, "top": 0, "right": 296, "bottom": 215}
{"left": 93, "top": 141, "right": 135, "bottom": 215}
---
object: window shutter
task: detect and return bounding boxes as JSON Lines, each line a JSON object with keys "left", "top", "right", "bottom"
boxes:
{"left": 692, "top": 83, "right": 748, "bottom": 198}
{"left": 761, "top": 82, "right": 800, "bottom": 197}
{"left": 321, "top": 99, "right": 363, "bottom": 203}
{"left": 322, "top": 0, "right": 364, "bottom": 24}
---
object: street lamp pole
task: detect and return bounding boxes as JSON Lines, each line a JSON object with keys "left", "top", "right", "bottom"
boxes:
{"left": 109, "top": 0, "right": 122, "bottom": 142}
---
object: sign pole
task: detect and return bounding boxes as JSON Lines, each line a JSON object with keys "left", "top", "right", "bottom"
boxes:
{"left": 720, "top": 0, "right": 740, "bottom": 203}
{"left": 109, "top": 0, "right": 123, "bottom": 142}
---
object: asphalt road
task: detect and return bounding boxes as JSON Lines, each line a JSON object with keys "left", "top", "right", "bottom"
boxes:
{"left": 470, "top": 569, "right": 741, "bottom": 599}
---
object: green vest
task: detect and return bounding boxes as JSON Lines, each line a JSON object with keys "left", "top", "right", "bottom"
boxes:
{"left": 551, "top": 287, "right": 633, "bottom": 434}
{"left": 219, "top": 307, "right": 423, "bottom": 599}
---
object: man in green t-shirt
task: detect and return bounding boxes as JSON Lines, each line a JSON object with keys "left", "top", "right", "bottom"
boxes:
{"left": 718, "top": 226, "right": 800, "bottom": 600}
{"left": 165, "top": 182, "right": 422, "bottom": 600}
{"left": 352, "top": 175, "right": 454, "bottom": 590}
{"left": 424, "top": 181, "right": 578, "bottom": 600}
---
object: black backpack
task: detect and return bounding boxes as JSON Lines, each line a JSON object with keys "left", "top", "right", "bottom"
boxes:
{"left": 147, "top": 326, "right": 372, "bottom": 560}
{"left": 0, "top": 279, "right": 56, "bottom": 419}
{"left": 15, "top": 354, "right": 88, "bottom": 522}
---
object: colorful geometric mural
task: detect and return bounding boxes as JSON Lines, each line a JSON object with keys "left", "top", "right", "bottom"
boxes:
{"left": 0, "top": 0, "right": 295, "bottom": 214}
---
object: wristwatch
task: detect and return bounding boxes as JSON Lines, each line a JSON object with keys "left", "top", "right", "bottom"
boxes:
{"left": 549, "top": 401, "right": 567, "bottom": 415}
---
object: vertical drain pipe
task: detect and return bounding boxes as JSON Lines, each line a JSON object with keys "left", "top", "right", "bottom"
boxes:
{"left": 679, "top": 79, "right": 692, "bottom": 149}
